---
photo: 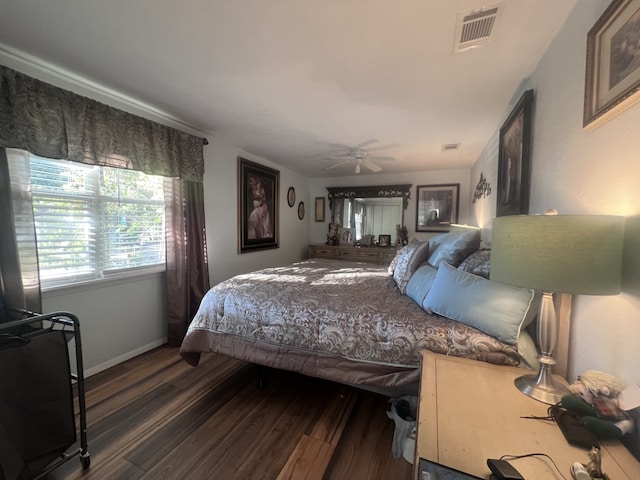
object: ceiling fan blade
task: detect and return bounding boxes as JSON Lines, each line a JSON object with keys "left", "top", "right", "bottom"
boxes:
{"left": 369, "top": 155, "right": 396, "bottom": 162}
{"left": 326, "top": 161, "right": 350, "bottom": 170}
{"left": 366, "top": 143, "right": 400, "bottom": 153}
{"left": 362, "top": 159, "right": 382, "bottom": 172}
{"left": 328, "top": 154, "right": 355, "bottom": 159}
{"left": 327, "top": 143, "right": 351, "bottom": 151}
{"left": 353, "top": 138, "right": 378, "bottom": 149}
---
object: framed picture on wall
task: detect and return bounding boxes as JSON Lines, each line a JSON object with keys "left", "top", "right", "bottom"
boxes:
{"left": 584, "top": 0, "right": 640, "bottom": 128}
{"left": 238, "top": 157, "right": 279, "bottom": 253}
{"left": 496, "top": 89, "right": 533, "bottom": 217}
{"left": 314, "top": 196, "right": 325, "bottom": 222}
{"left": 287, "top": 187, "right": 296, "bottom": 207}
{"left": 415, "top": 184, "right": 459, "bottom": 232}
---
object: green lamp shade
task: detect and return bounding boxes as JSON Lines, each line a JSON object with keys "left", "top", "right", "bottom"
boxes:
{"left": 491, "top": 215, "right": 624, "bottom": 295}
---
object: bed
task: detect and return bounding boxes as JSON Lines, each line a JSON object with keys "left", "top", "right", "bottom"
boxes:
{"left": 180, "top": 229, "right": 540, "bottom": 393}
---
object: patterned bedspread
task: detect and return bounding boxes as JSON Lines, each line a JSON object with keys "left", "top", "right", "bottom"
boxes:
{"left": 180, "top": 258, "right": 521, "bottom": 387}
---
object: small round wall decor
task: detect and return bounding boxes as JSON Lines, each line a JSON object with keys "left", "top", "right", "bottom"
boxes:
{"left": 298, "top": 201, "right": 305, "bottom": 220}
{"left": 287, "top": 187, "right": 295, "bottom": 207}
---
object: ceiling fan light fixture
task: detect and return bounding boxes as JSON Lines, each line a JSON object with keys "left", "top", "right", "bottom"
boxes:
{"left": 323, "top": 140, "right": 397, "bottom": 174}
{"left": 354, "top": 157, "right": 363, "bottom": 173}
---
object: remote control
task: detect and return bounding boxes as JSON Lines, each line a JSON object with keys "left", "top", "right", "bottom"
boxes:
{"left": 486, "top": 459, "right": 524, "bottom": 480}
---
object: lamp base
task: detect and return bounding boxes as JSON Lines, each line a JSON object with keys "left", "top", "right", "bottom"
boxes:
{"left": 515, "top": 362, "right": 569, "bottom": 404}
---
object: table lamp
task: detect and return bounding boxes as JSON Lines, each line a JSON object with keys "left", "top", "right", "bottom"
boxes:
{"left": 491, "top": 214, "right": 624, "bottom": 404}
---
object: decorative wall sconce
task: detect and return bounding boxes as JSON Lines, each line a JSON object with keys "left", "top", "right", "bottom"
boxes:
{"left": 472, "top": 172, "right": 492, "bottom": 203}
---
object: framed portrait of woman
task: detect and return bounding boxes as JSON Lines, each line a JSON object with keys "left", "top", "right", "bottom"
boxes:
{"left": 238, "top": 157, "right": 279, "bottom": 253}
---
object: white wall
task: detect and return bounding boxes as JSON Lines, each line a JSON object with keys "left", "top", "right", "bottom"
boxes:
{"left": 471, "top": 0, "right": 640, "bottom": 384}
{"left": 310, "top": 169, "right": 471, "bottom": 245}
{"left": 42, "top": 273, "right": 167, "bottom": 376}
{"left": 203, "top": 135, "right": 311, "bottom": 285}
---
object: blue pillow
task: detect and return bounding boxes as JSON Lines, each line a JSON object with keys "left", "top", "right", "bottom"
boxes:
{"left": 423, "top": 262, "right": 535, "bottom": 345}
{"left": 427, "top": 229, "right": 480, "bottom": 268}
{"left": 405, "top": 264, "right": 438, "bottom": 305}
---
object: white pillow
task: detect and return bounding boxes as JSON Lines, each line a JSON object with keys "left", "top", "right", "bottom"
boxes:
{"left": 423, "top": 262, "right": 535, "bottom": 345}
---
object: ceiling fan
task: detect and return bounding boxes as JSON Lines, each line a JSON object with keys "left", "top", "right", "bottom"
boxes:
{"left": 325, "top": 139, "right": 397, "bottom": 174}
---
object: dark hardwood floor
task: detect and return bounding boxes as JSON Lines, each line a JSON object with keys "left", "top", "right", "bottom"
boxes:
{"left": 46, "top": 346, "right": 413, "bottom": 480}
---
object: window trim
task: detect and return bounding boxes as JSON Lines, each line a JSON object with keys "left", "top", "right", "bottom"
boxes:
{"left": 41, "top": 265, "right": 166, "bottom": 295}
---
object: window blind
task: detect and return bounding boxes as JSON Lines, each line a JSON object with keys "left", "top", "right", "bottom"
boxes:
{"left": 8, "top": 150, "right": 165, "bottom": 288}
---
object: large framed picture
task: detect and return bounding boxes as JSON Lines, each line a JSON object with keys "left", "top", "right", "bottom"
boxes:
{"left": 415, "top": 184, "right": 459, "bottom": 232}
{"left": 584, "top": 0, "right": 640, "bottom": 128}
{"left": 238, "top": 157, "right": 279, "bottom": 253}
{"left": 496, "top": 89, "right": 533, "bottom": 217}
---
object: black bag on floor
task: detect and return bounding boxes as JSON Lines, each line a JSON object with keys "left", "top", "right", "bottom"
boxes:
{"left": 0, "top": 329, "right": 76, "bottom": 480}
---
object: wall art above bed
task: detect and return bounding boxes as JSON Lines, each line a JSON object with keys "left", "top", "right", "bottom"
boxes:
{"left": 237, "top": 157, "right": 279, "bottom": 253}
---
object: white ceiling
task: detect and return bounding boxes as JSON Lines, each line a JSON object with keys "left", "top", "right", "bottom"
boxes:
{"left": 0, "top": 0, "right": 577, "bottom": 178}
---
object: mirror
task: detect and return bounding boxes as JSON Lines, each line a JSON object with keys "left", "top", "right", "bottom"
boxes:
{"left": 334, "top": 197, "right": 403, "bottom": 242}
{"left": 326, "top": 185, "right": 411, "bottom": 245}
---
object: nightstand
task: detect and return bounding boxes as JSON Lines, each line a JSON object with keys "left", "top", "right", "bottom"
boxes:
{"left": 414, "top": 351, "right": 638, "bottom": 479}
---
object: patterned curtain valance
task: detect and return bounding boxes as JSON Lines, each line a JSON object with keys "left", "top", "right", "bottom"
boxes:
{"left": 0, "top": 65, "right": 205, "bottom": 182}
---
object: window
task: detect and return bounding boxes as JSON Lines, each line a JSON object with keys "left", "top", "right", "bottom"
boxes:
{"left": 9, "top": 151, "right": 166, "bottom": 287}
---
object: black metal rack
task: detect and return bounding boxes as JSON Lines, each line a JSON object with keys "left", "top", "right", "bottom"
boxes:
{"left": 0, "top": 308, "right": 90, "bottom": 479}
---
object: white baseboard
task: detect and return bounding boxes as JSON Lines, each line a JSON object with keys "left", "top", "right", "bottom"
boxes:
{"left": 83, "top": 337, "right": 168, "bottom": 378}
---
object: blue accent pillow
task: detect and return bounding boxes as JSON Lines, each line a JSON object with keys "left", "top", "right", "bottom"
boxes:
{"left": 405, "top": 264, "right": 438, "bottom": 305}
{"left": 427, "top": 229, "right": 481, "bottom": 268}
{"left": 423, "top": 262, "right": 535, "bottom": 345}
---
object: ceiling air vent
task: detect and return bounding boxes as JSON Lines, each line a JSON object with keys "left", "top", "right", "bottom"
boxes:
{"left": 442, "top": 143, "right": 461, "bottom": 152}
{"left": 453, "top": 5, "right": 500, "bottom": 54}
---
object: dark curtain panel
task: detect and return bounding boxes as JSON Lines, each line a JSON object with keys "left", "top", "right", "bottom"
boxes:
{"left": 0, "top": 64, "right": 210, "bottom": 342}
{"left": 165, "top": 178, "right": 210, "bottom": 345}
{"left": 0, "top": 148, "right": 42, "bottom": 316}
{"left": 0, "top": 65, "right": 204, "bottom": 181}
